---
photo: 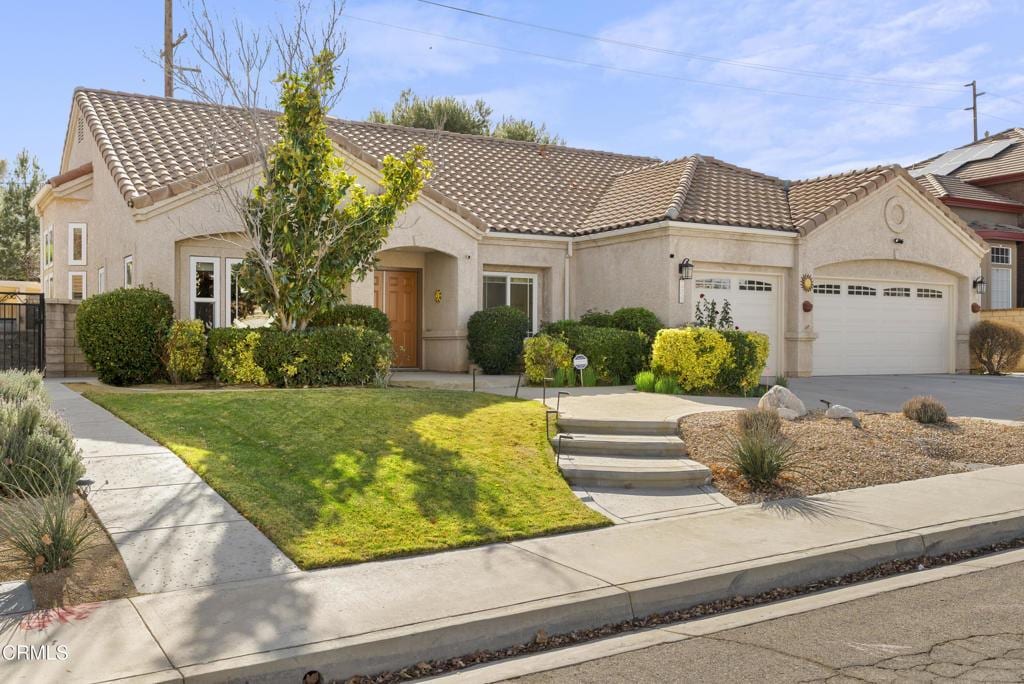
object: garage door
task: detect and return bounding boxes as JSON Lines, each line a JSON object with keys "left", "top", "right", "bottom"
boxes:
{"left": 694, "top": 273, "right": 779, "bottom": 380}
{"left": 812, "top": 280, "right": 951, "bottom": 375}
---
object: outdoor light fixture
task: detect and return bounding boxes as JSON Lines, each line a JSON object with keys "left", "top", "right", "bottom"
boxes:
{"left": 973, "top": 276, "right": 987, "bottom": 295}
{"left": 678, "top": 258, "right": 694, "bottom": 280}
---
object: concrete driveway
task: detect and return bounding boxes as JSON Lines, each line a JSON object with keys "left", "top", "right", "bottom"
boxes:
{"left": 788, "top": 374, "right": 1024, "bottom": 420}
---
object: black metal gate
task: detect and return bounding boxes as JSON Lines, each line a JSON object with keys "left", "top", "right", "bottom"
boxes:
{"left": 0, "top": 293, "right": 44, "bottom": 372}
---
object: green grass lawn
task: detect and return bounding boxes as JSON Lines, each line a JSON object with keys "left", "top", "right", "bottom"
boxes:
{"left": 82, "top": 386, "right": 608, "bottom": 568}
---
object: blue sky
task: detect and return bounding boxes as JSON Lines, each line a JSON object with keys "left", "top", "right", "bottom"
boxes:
{"left": 3, "top": 0, "right": 1023, "bottom": 180}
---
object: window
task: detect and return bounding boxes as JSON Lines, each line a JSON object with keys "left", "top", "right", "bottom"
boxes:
{"left": 43, "top": 226, "right": 54, "bottom": 268}
{"left": 190, "top": 256, "right": 220, "bottom": 327}
{"left": 695, "top": 278, "right": 730, "bottom": 290}
{"left": 123, "top": 256, "right": 134, "bottom": 287}
{"left": 68, "top": 272, "right": 86, "bottom": 301}
{"left": 483, "top": 272, "right": 538, "bottom": 332}
{"left": 991, "top": 246, "right": 1012, "bottom": 265}
{"left": 916, "top": 288, "right": 943, "bottom": 299}
{"left": 739, "top": 279, "right": 772, "bottom": 292}
{"left": 847, "top": 285, "right": 877, "bottom": 296}
{"left": 44, "top": 275, "right": 53, "bottom": 298}
{"left": 225, "top": 258, "right": 258, "bottom": 326}
{"left": 812, "top": 283, "right": 840, "bottom": 295}
{"left": 97, "top": 267, "right": 106, "bottom": 294}
{"left": 68, "top": 223, "right": 86, "bottom": 265}
{"left": 991, "top": 268, "right": 1012, "bottom": 310}
{"left": 883, "top": 287, "right": 911, "bottom": 297}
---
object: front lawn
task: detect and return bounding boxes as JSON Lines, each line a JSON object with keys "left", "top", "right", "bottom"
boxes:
{"left": 81, "top": 387, "right": 607, "bottom": 568}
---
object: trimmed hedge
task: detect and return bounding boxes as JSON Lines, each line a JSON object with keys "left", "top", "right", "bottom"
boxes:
{"left": 467, "top": 306, "right": 530, "bottom": 374}
{"left": 209, "top": 328, "right": 268, "bottom": 385}
{"left": 651, "top": 327, "right": 731, "bottom": 393}
{"left": 165, "top": 320, "right": 208, "bottom": 383}
{"left": 311, "top": 304, "right": 390, "bottom": 335}
{"left": 541, "top": 321, "right": 647, "bottom": 384}
{"left": 76, "top": 287, "right": 174, "bottom": 385}
{"left": 523, "top": 334, "right": 572, "bottom": 384}
{"left": 611, "top": 307, "right": 663, "bottom": 344}
{"left": 718, "top": 329, "right": 770, "bottom": 394}
{"left": 579, "top": 310, "right": 617, "bottom": 328}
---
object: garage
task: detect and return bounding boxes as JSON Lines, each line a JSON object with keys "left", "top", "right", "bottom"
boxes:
{"left": 811, "top": 279, "right": 952, "bottom": 375}
{"left": 694, "top": 272, "right": 780, "bottom": 380}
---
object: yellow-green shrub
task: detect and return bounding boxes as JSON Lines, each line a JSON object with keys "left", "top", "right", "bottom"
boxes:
{"left": 165, "top": 320, "right": 208, "bottom": 383}
{"left": 523, "top": 334, "right": 572, "bottom": 384}
{"left": 208, "top": 329, "right": 269, "bottom": 385}
{"left": 651, "top": 328, "right": 730, "bottom": 393}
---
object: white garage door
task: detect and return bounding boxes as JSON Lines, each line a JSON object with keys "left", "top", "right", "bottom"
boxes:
{"left": 812, "top": 280, "right": 952, "bottom": 375}
{"left": 694, "top": 273, "right": 780, "bottom": 380}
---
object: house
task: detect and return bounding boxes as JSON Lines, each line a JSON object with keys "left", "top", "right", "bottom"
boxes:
{"left": 33, "top": 88, "right": 988, "bottom": 377}
{"left": 910, "top": 129, "right": 1024, "bottom": 310}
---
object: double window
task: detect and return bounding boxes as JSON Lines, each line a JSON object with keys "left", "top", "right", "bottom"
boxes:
{"left": 483, "top": 272, "right": 538, "bottom": 332}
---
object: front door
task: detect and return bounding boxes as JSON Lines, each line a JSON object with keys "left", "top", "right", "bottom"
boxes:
{"left": 374, "top": 270, "right": 419, "bottom": 367}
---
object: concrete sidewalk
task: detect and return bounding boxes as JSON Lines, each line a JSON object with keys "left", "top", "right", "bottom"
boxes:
{"left": 4, "top": 463, "right": 1024, "bottom": 682}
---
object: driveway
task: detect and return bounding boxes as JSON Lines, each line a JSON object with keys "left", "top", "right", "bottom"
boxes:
{"left": 788, "top": 374, "right": 1024, "bottom": 421}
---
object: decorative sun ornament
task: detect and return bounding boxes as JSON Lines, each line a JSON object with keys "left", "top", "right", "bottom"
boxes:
{"left": 434, "top": 289, "right": 443, "bottom": 303}
{"left": 801, "top": 274, "right": 814, "bottom": 292}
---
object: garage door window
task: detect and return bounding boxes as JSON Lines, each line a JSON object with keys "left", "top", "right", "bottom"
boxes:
{"left": 848, "top": 285, "right": 877, "bottom": 296}
{"left": 813, "top": 283, "right": 840, "bottom": 295}
{"left": 739, "top": 279, "right": 772, "bottom": 292}
{"left": 883, "top": 287, "right": 911, "bottom": 297}
{"left": 916, "top": 288, "right": 943, "bottom": 299}
{"left": 695, "top": 278, "right": 730, "bottom": 290}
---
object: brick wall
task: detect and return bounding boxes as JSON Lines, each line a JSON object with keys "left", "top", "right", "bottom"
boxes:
{"left": 980, "top": 309, "right": 1024, "bottom": 372}
{"left": 45, "top": 300, "right": 93, "bottom": 378}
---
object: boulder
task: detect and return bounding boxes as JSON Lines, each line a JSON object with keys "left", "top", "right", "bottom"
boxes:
{"left": 825, "top": 404, "right": 855, "bottom": 420}
{"left": 777, "top": 408, "right": 801, "bottom": 421}
{"left": 758, "top": 385, "right": 807, "bottom": 417}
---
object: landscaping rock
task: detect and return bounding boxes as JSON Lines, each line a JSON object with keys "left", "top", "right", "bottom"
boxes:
{"left": 758, "top": 385, "right": 807, "bottom": 417}
{"left": 777, "top": 408, "right": 801, "bottom": 421}
{"left": 825, "top": 405, "right": 855, "bottom": 420}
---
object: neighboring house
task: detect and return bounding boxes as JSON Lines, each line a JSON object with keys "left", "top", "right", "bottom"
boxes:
{"left": 33, "top": 88, "right": 988, "bottom": 377}
{"left": 911, "top": 129, "right": 1024, "bottom": 310}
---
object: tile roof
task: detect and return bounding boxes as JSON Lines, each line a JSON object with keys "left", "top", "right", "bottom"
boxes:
{"left": 916, "top": 173, "right": 1024, "bottom": 208}
{"left": 67, "top": 88, "right": 980, "bottom": 241}
{"left": 911, "top": 128, "right": 1024, "bottom": 183}
{"left": 967, "top": 219, "right": 1024, "bottom": 236}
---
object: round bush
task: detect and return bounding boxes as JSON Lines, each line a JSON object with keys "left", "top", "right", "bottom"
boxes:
{"left": 579, "top": 310, "right": 616, "bottom": 328}
{"left": 76, "top": 287, "right": 174, "bottom": 385}
{"left": 311, "top": 303, "right": 390, "bottom": 335}
{"left": 651, "top": 327, "right": 730, "bottom": 393}
{"left": 611, "top": 307, "right": 663, "bottom": 343}
{"left": 467, "top": 306, "right": 530, "bottom": 374}
{"left": 717, "top": 330, "right": 770, "bottom": 394}
{"left": 523, "top": 334, "right": 572, "bottom": 384}
{"left": 902, "top": 395, "right": 947, "bottom": 424}
{"left": 970, "top": 320, "right": 1024, "bottom": 374}
{"left": 165, "top": 320, "right": 208, "bottom": 383}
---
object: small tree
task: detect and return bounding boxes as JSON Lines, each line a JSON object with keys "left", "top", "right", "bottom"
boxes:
{"left": 693, "top": 295, "right": 735, "bottom": 330}
{"left": 492, "top": 116, "right": 565, "bottom": 145}
{"left": 0, "top": 151, "right": 45, "bottom": 280}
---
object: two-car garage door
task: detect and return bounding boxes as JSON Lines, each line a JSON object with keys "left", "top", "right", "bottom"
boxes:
{"left": 812, "top": 280, "right": 952, "bottom": 375}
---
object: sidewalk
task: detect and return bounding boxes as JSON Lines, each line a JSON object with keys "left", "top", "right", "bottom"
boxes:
{"left": 4, "top": 460, "right": 1023, "bottom": 682}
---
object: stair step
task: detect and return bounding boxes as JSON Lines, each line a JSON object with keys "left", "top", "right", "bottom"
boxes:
{"left": 556, "top": 417, "right": 678, "bottom": 437}
{"left": 552, "top": 433, "right": 687, "bottom": 458}
{"left": 559, "top": 455, "right": 710, "bottom": 489}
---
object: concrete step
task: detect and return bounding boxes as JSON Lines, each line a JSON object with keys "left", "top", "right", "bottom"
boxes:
{"left": 552, "top": 433, "right": 688, "bottom": 458}
{"left": 556, "top": 416, "right": 679, "bottom": 436}
{"left": 559, "top": 455, "right": 711, "bottom": 489}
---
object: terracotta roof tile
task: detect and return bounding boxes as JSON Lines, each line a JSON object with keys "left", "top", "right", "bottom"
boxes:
{"left": 917, "top": 173, "right": 1024, "bottom": 208}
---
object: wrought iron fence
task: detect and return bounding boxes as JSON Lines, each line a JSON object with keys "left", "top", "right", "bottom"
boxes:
{"left": 0, "top": 293, "right": 44, "bottom": 372}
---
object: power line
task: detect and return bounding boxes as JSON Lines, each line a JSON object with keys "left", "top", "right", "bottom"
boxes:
{"left": 346, "top": 14, "right": 965, "bottom": 113}
{"left": 414, "top": 0, "right": 964, "bottom": 93}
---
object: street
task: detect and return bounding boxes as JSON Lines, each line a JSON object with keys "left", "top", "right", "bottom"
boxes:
{"left": 509, "top": 560, "right": 1024, "bottom": 683}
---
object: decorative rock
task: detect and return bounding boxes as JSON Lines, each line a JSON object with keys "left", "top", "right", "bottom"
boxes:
{"left": 758, "top": 385, "right": 807, "bottom": 417}
{"left": 825, "top": 404, "right": 855, "bottom": 420}
{"left": 777, "top": 408, "right": 801, "bottom": 421}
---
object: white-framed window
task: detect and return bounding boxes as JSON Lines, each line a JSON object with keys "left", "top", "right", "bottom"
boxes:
{"left": 848, "top": 285, "right": 877, "bottom": 296}
{"left": 695, "top": 278, "right": 731, "bottom": 290}
{"left": 68, "top": 271, "right": 86, "bottom": 301}
{"left": 883, "top": 287, "right": 911, "bottom": 297}
{"left": 917, "top": 288, "right": 943, "bottom": 299}
{"left": 68, "top": 222, "right": 87, "bottom": 265}
{"left": 226, "top": 258, "right": 245, "bottom": 326}
{"left": 123, "top": 255, "right": 134, "bottom": 287}
{"left": 44, "top": 274, "right": 53, "bottom": 298}
{"left": 97, "top": 267, "right": 106, "bottom": 294}
{"left": 991, "top": 268, "right": 1012, "bottom": 310}
{"left": 812, "top": 283, "right": 840, "bottom": 295}
{"left": 991, "top": 246, "right": 1012, "bottom": 265}
{"left": 739, "top": 279, "right": 772, "bottom": 292}
{"left": 190, "top": 256, "right": 220, "bottom": 327}
{"left": 483, "top": 271, "right": 538, "bottom": 332}
{"left": 43, "top": 225, "right": 54, "bottom": 268}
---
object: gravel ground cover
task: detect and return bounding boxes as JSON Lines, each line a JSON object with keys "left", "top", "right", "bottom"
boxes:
{"left": 679, "top": 410, "right": 1024, "bottom": 504}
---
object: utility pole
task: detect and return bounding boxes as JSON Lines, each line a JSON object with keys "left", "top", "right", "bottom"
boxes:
{"left": 964, "top": 80, "right": 986, "bottom": 143}
{"left": 162, "top": 0, "right": 191, "bottom": 98}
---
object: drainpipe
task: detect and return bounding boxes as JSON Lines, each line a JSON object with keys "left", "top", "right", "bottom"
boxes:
{"left": 564, "top": 239, "right": 573, "bottom": 320}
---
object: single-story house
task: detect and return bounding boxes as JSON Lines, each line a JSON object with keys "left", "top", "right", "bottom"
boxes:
{"left": 33, "top": 87, "right": 989, "bottom": 376}
{"left": 910, "top": 128, "right": 1024, "bottom": 311}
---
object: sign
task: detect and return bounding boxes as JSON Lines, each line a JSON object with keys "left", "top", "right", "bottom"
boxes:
{"left": 573, "top": 354, "right": 589, "bottom": 371}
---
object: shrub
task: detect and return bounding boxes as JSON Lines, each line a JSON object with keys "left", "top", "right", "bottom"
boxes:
{"left": 651, "top": 327, "right": 731, "bottom": 393}
{"left": 0, "top": 399, "right": 84, "bottom": 498}
{"left": 76, "top": 287, "right": 174, "bottom": 385}
{"left": 654, "top": 375, "right": 679, "bottom": 394}
{"left": 717, "top": 330, "right": 770, "bottom": 395}
{"left": 611, "top": 307, "right": 663, "bottom": 344}
{"left": 209, "top": 328, "right": 269, "bottom": 385}
{"left": 634, "top": 370, "right": 656, "bottom": 392}
{"left": 970, "top": 320, "right": 1024, "bottom": 374}
{"left": 903, "top": 395, "right": 947, "bottom": 424}
{"left": 728, "top": 430, "right": 801, "bottom": 490}
{"left": 552, "top": 367, "right": 575, "bottom": 387}
{"left": 542, "top": 322, "right": 646, "bottom": 384}
{"left": 0, "top": 491, "right": 96, "bottom": 574}
{"left": 523, "top": 334, "right": 572, "bottom": 384}
{"left": 579, "top": 310, "right": 617, "bottom": 328}
{"left": 0, "top": 370, "right": 45, "bottom": 404}
{"left": 311, "top": 304, "right": 390, "bottom": 335}
{"left": 165, "top": 320, "right": 208, "bottom": 383}
{"left": 255, "top": 326, "right": 393, "bottom": 387}
{"left": 467, "top": 306, "right": 530, "bottom": 374}
{"left": 737, "top": 407, "right": 782, "bottom": 439}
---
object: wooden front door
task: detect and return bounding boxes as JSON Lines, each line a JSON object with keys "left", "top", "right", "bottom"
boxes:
{"left": 374, "top": 270, "right": 419, "bottom": 367}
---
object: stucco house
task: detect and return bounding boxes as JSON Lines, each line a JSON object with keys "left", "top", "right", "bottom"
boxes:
{"left": 910, "top": 128, "right": 1024, "bottom": 311}
{"left": 34, "top": 88, "right": 988, "bottom": 377}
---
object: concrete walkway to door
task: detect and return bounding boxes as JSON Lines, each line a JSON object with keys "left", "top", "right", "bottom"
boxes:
{"left": 788, "top": 374, "right": 1024, "bottom": 421}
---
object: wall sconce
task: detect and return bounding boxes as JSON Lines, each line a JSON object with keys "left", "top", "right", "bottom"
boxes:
{"left": 973, "top": 276, "right": 987, "bottom": 295}
{"left": 678, "top": 258, "right": 694, "bottom": 280}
